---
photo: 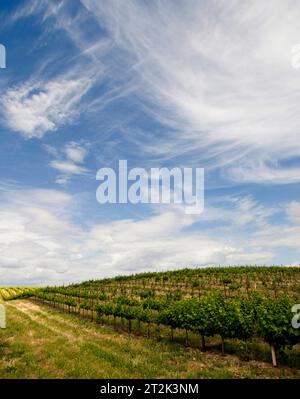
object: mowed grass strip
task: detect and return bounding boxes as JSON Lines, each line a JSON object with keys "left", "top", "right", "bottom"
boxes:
{"left": 0, "top": 300, "right": 299, "bottom": 379}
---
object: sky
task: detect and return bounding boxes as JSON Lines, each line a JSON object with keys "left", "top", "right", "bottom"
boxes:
{"left": 1, "top": 0, "right": 300, "bottom": 286}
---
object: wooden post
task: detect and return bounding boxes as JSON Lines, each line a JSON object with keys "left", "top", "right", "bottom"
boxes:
{"left": 201, "top": 335, "right": 206, "bottom": 352}
{"left": 221, "top": 336, "right": 225, "bottom": 355}
{"left": 147, "top": 322, "right": 150, "bottom": 338}
{"left": 271, "top": 345, "right": 277, "bottom": 367}
{"left": 185, "top": 329, "right": 189, "bottom": 346}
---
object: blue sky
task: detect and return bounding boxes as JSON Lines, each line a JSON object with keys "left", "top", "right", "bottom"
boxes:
{"left": 1, "top": 0, "right": 300, "bottom": 285}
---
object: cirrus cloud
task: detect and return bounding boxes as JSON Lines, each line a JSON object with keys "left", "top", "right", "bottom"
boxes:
{"left": 1, "top": 76, "right": 93, "bottom": 138}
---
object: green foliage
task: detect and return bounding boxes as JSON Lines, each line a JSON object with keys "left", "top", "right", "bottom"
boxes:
{"left": 28, "top": 266, "right": 300, "bottom": 365}
{"left": 140, "top": 290, "right": 155, "bottom": 299}
{"left": 257, "top": 295, "right": 300, "bottom": 349}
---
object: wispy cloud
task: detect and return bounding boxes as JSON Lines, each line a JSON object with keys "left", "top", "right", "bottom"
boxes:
{"left": 1, "top": 76, "right": 93, "bottom": 138}
{"left": 64, "top": 141, "right": 88, "bottom": 164}
{"left": 4, "top": 0, "right": 63, "bottom": 25}
{"left": 225, "top": 160, "right": 300, "bottom": 184}
{"left": 286, "top": 201, "right": 300, "bottom": 224}
{"left": 3, "top": 1, "right": 300, "bottom": 183}
{"left": 47, "top": 141, "right": 90, "bottom": 185}
{"left": 78, "top": 0, "right": 300, "bottom": 183}
{"left": 50, "top": 160, "right": 88, "bottom": 175}
{"left": 1, "top": 1, "right": 300, "bottom": 285}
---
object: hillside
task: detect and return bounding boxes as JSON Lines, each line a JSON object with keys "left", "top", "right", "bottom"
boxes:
{"left": 16, "top": 267, "right": 300, "bottom": 368}
{"left": 1, "top": 266, "right": 300, "bottom": 377}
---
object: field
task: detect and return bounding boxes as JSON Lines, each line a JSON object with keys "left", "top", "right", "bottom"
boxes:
{"left": 0, "top": 300, "right": 299, "bottom": 379}
{"left": 1, "top": 266, "right": 300, "bottom": 378}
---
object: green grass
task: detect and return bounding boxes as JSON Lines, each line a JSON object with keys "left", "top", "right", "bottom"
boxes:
{"left": 0, "top": 300, "right": 300, "bottom": 379}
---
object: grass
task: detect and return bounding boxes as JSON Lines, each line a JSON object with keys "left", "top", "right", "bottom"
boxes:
{"left": 0, "top": 300, "right": 300, "bottom": 379}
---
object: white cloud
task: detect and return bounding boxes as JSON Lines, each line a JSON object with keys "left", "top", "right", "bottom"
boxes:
{"left": 1, "top": 77, "right": 93, "bottom": 138}
{"left": 4, "top": 0, "right": 63, "bottom": 25}
{"left": 47, "top": 141, "right": 90, "bottom": 185}
{"left": 13, "top": 188, "right": 72, "bottom": 206}
{"left": 286, "top": 201, "right": 300, "bottom": 224}
{"left": 226, "top": 160, "right": 300, "bottom": 184}
{"left": 79, "top": 0, "right": 300, "bottom": 184}
{"left": 0, "top": 188, "right": 82, "bottom": 284}
{"left": 55, "top": 176, "right": 71, "bottom": 186}
{"left": 2, "top": 2, "right": 300, "bottom": 285}
{"left": 250, "top": 224, "right": 300, "bottom": 250}
{"left": 50, "top": 160, "right": 88, "bottom": 175}
{"left": 0, "top": 188, "right": 286, "bottom": 286}
{"left": 4, "top": 1, "right": 300, "bottom": 184}
{"left": 64, "top": 142, "right": 87, "bottom": 164}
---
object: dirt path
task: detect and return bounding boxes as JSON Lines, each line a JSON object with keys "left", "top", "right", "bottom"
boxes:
{"left": 9, "top": 301, "right": 76, "bottom": 340}
{"left": 8, "top": 300, "right": 134, "bottom": 343}
{"left": 6, "top": 300, "right": 161, "bottom": 361}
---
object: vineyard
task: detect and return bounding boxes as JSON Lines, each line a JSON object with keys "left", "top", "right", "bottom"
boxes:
{"left": 12, "top": 266, "right": 300, "bottom": 368}
{"left": 0, "top": 287, "right": 37, "bottom": 301}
